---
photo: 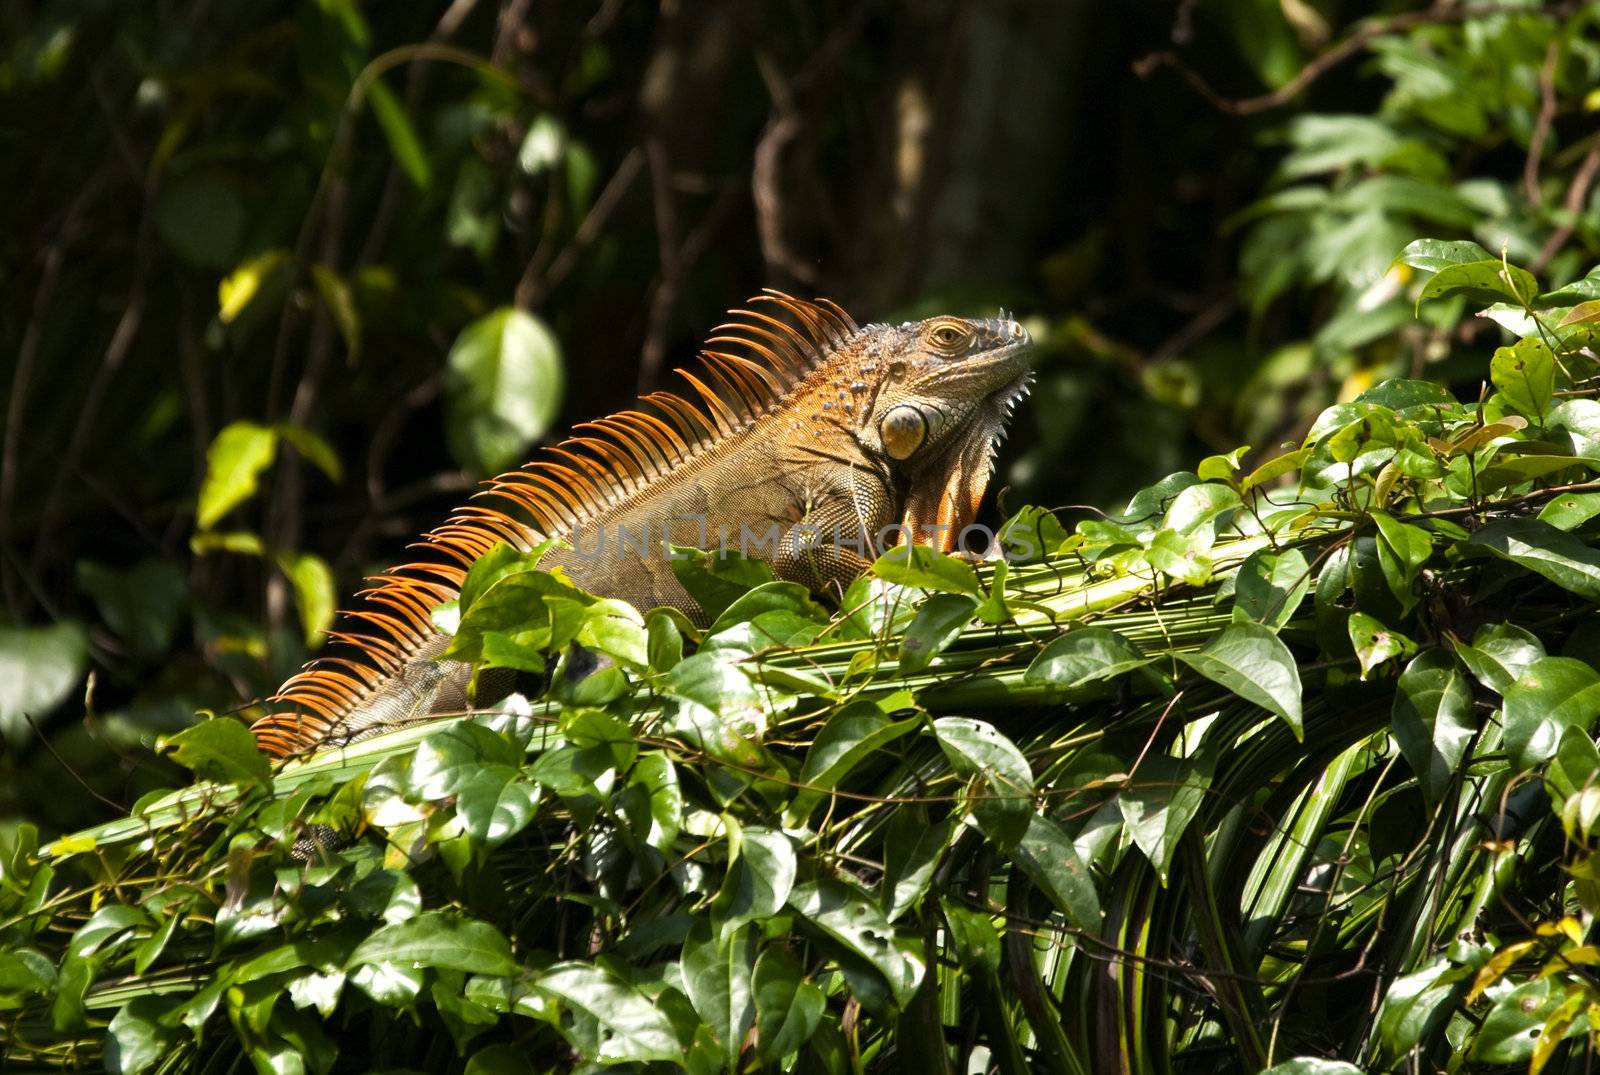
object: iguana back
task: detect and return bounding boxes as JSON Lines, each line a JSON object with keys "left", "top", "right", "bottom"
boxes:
{"left": 252, "top": 292, "right": 1031, "bottom": 756}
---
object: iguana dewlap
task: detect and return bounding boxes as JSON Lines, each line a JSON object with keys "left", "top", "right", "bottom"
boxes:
{"left": 252, "top": 293, "right": 1032, "bottom": 756}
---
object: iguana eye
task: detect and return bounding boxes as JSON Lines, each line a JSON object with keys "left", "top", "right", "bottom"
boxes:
{"left": 928, "top": 322, "right": 970, "bottom": 352}
{"left": 880, "top": 405, "right": 927, "bottom": 461}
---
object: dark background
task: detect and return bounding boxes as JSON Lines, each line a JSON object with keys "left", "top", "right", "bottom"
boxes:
{"left": 3, "top": 0, "right": 1596, "bottom": 831}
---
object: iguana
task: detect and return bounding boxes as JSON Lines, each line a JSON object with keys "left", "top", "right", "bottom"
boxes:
{"left": 251, "top": 292, "right": 1033, "bottom": 757}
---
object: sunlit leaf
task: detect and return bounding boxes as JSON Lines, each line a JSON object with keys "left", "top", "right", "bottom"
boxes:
{"left": 276, "top": 551, "right": 335, "bottom": 646}
{"left": 1502, "top": 656, "right": 1600, "bottom": 770}
{"left": 445, "top": 308, "right": 564, "bottom": 476}
{"left": 1024, "top": 627, "right": 1154, "bottom": 687}
{"left": 1490, "top": 337, "right": 1555, "bottom": 421}
{"left": 1175, "top": 624, "right": 1303, "bottom": 738}
{"left": 931, "top": 717, "right": 1033, "bottom": 850}
{"left": 347, "top": 913, "right": 519, "bottom": 977}
{"left": 196, "top": 421, "right": 277, "bottom": 529}
{"left": 752, "top": 946, "right": 825, "bottom": 1062}
{"left": 1392, "top": 650, "right": 1475, "bottom": 802}
{"left": 366, "top": 76, "right": 432, "bottom": 189}
{"left": 159, "top": 718, "right": 270, "bottom": 790}
{"left": 1471, "top": 518, "right": 1600, "bottom": 600}
{"left": 0, "top": 617, "right": 87, "bottom": 735}
{"left": 533, "top": 962, "right": 682, "bottom": 1063}
{"left": 898, "top": 593, "right": 976, "bottom": 673}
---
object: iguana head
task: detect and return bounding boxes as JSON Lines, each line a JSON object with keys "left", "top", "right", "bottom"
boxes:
{"left": 864, "top": 315, "right": 1032, "bottom": 464}
{"left": 848, "top": 313, "right": 1034, "bottom": 549}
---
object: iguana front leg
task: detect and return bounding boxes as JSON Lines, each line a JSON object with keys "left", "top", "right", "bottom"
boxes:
{"left": 772, "top": 477, "right": 891, "bottom": 600}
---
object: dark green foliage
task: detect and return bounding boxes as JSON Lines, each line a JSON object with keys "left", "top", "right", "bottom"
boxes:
{"left": 10, "top": 0, "right": 1600, "bottom": 1072}
{"left": 9, "top": 253, "right": 1600, "bottom": 1070}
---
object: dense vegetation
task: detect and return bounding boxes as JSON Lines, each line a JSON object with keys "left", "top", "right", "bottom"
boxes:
{"left": 4, "top": 249, "right": 1600, "bottom": 1071}
{"left": 9, "top": 0, "right": 1600, "bottom": 1072}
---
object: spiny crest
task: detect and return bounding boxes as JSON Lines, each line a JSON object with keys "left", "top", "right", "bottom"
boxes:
{"left": 252, "top": 292, "right": 860, "bottom": 756}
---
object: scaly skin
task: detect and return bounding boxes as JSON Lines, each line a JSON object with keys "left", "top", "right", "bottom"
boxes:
{"left": 251, "top": 294, "right": 1032, "bottom": 756}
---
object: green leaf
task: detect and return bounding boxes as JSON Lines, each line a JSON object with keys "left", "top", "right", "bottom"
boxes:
{"left": 1013, "top": 813, "right": 1102, "bottom": 929}
{"left": 1552, "top": 399, "right": 1600, "bottom": 459}
{"left": 622, "top": 752, "right": 681, "bottom": 854}
{"left": 464, "top": 1044, "right": 536, "bottom": 1075}
{"left": 276, "top": 551, "right": 335, "bottom": 646}
{"left": 1175, "top": 624, "right": 1303, "bottom": 738}
{"left": 680, "top": 923, "right": 756, "bottom": 1066}
{"left": 1471, "top": 518, "right": 1600, "bottom": 600}
{"left": 445, "top": 308, "right": 564, "bottom": 476}
{"left": 1472, "top": 978, "right": 1582, "bottom": 1064}
{"left": 1145, "top": 528, "right": 1214, "bottom": 585}
{"left": 796, "top": 701, "right": 919, "bottom": 811}
{"left": 999, "top": 505, "right": 1068, "bottom": 563}
{"left": 1475, "top": 454, "right": 1590, "bottom": 494}
{"left": 1355, "top": 378, "right": 1458, "bottom": 410}
{"left": 305, "top": 260, "right": 360, "bottom": 363}
{"left": 455, "top": 766, "right": 540, "bottom": 847}
{"left": 1490, "top": 337, "right": 1556, "bottom": 421}
{"left": 1541, "top": 266, "right": 1600, "bottom": 305}
{"left": 660, "top": 652, "right": 759, "bottom": 721}
{"left": 0, "top": 621, "right": 88, "bottom": 741}
{"left": 931, "top": 717, "right": 1034, "bottom": 850}
{"left": 1232, "top": 547, "right": 1311, "bottom": 630}
{"left": 366, "top": 76, "right": 432, "bottom": 189}
{"left": 347, "top": 913, "right": 519, "bottom": 976}
{"left": 534, "top": 962, "right": 683, "bottom": 1063}
{"left": 1538, "top": 491, "right": 1600, "bottom": 531}
{"left": 1392, "top": 651, "right": 1475, "bottom": 803}
{"left": 1419, "top": 258, "right": 1536, "bottom": 308}
{"left": 712, "top": 827, "right": 797, "bottom": 937}
{"left": 218, "top": 249, "right": 288, "bottom": 323}
{"left": 75, "top": 560, "right": 185, "bottom": 660}
{"left": 106, "top": 996, "right": 184, "bottom": 1075}
{"left": 1197, "top": 446, "right": 1249, "bottom": 482}
{"left": 1118, "top": 748, "right": 1216, "bottom": 883}
{"left": 1451, "top": 623, "right": 1544, "bottom": 696}
{"left": 1371, "top": 511, "right": 1432, "bottom": 613}
{"left": 1261, "top": 1061, "right": 1364, "bottom": 1075}
{"left": 669, "top": 548, "right": 775, "bottom": 622}
{"left": 197, "top": 421, "right": 277, "bottom": 529}
{"left": 1396, "top": 237, "right": 1492, "bottom": 274}
{"left": 274, "top": 422, "right": 344, "bottom": 483}
{"left": 0, "top": 949, "right": 55, "bottom": 996}
{"left": 1347, "top": 611, "right": 1415, "bottom": 679}
{"left": 706, "top": 581, "right": 827, "bottom": 638}
{"left": 871, "top": 545, "right": 981, "bottom": 595}
{"left": 646, "top": 609, "right": 685, "bottom": 672}
{"left": 1501, "top": 656, "right": 1600, "bottom": 770}
{"left": 1548, "top": 725, "right": 1600, "bottom": 836}
{"left": 1163, "top": 481, "right": 1241, "bottom": 534}
{"left": 879, "top": 811, "right": 954, "bottom": 922}
{"left": 898, "top": 593, "right": 976, "bottom": 674}
{"left": 153, "top": 172, "right": 243, "bottom": 269}
{"left": 189, "top": 530, "right": 265, "bottom": 556}
{"left": 787, "top": 881, "right": 922, "bottom": 1010}
{"left": 69, "top": 905, "right": 151, "bottom": 957}
{"left": 939, "top": 898, "right": 1002, "bottom": 973}
{"left": 753, "top": 947, "right": 826, "bottom": 1063}
{"left": 1241, "top": 447, "right": 1312, "bottom": 492}
{"left": 1024, "top": 627, "right": 1154, "bottom": 687}
{"left": 409, "top": 722, "right": 523, "bottom": 799}
{"left": 1376, "top": 960, "right": 1469, "bottom": 1063}
{"left": 160, "top": 718, "right": 270, "bottom": 790}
